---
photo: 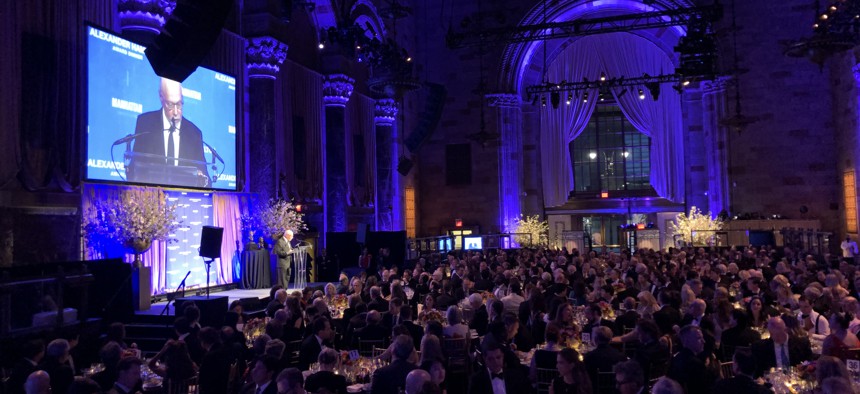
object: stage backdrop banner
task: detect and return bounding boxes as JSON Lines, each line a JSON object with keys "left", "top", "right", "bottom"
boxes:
{"left": 82, "top": 184, "right": 249, "bottom": 295}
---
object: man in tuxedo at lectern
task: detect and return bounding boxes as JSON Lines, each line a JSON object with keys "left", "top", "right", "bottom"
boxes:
{"left": 128, "top": 78, "right": 209, "bottom": 187}
{"left": 274, "top": 230, "right": 294, "bottom": 289}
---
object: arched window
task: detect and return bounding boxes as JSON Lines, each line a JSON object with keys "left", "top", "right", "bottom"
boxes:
{"left": 570, "top": 103, "right": 650, "bottom": 193}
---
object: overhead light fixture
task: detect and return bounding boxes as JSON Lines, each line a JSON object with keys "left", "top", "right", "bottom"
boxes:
{"left": 623, "top": 151, "right": 629, "bottom": 157}
{"left": 318, "top": 43, "right": 325, "bottom": 49}
{"left": 599, "top": 72, "right": 607, "bottom": 82}
{"left": 588, "top": 152, "right": 597, "bottom": 160}
{"left": 566, "top": 93, "right": 572, "bottom": 105}
{"left": 541, "top": 95, "right": 547, "bottom": 107}
{"left": 638, "top": 89, "right": 646, "bottom": 100}
{"left": 583, "top": 92, "right": 588, "bottom": 103}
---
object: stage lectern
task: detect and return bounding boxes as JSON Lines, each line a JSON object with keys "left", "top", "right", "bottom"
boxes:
{"left": 293, "top": 245, "right": 311, "bottom": 290}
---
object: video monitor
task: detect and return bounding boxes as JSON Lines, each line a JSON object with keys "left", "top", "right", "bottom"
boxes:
{"left": 463, "top": 236, "right": 483, "bottom": 250}
{"left": 86, "top": 25, "right": 237, "bottom": 190}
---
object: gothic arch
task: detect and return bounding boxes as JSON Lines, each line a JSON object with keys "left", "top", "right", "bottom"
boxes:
{"left": 498, "top": 0, "right": 692, "bottom": 98}
{"left": 311, "top": 0, "right": 387, "bottom": 39}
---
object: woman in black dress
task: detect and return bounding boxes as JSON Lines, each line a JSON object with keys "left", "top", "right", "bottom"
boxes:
{"left": 550, "top": 348, "right": 592, "bottom": 394}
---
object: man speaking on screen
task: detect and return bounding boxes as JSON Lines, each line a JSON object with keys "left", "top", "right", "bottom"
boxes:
{"left": 127, "top": 78, "right": 210, "bottom": 187}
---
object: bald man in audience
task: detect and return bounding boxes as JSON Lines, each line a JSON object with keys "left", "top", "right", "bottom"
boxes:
{"left": 405, "top": 369, "right": 431, "bottom": 394}
{"left": 24, "top": 371, "right": 50, "bottom": 394}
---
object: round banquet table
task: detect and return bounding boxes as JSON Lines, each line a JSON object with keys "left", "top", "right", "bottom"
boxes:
{"left": 241, "top": 249, "right": 272, "bottom": 289}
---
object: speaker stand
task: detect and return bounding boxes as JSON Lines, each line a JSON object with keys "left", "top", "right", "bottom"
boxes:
{"left": 203, "top": 258, "right": 215, "bottom": 299}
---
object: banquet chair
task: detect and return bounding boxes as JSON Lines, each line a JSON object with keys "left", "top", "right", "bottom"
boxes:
{"left": 167, "top": 375, "right": 199, "bottom": 394}
{"left": 358, "top": 339, "right": 387, "bottom": 357}
{"left": 285, "top": 340, "right": 303, "bottom": 367}
{"left": 720, "top": 362, "right": 734, "bottom": 379}
{"left": 535, "top": 367, "right": 559, "bottom": 394}
{"left": 226, "top": 361, "right": 239, "bottom": 394}
{"left": 596, "top": 371, "right": 618, "bottom": 394}
{"left": 443, "top": 337, "right": 471, "bottom": 375}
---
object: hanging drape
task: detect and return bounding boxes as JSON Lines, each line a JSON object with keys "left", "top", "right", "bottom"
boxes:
{"left": 289, "top": 62, "right": 325, "bottom": 202}
{"left": 212, "top": 193, "right": 246, "bottom": 284}
{"left": 360, "top": 95, "right": 377, "bottom": 209}
{"left": 539, "top": 41, "right": 603, "bottom": 207}
{"left": 540, "top": 33, "right": 685, "bottom": 206}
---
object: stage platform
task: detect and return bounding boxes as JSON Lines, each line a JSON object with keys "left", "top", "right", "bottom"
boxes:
{"left": 135, "top": 283, "right": 326, "bottom": 316}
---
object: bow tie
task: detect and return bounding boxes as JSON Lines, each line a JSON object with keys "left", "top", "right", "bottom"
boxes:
{"left": 491, "top": 372, "right": 504, "bottom": 380}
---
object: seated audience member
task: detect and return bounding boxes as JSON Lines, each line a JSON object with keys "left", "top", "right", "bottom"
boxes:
{"left": 711, "top": 348, "right": 771, "bottom": 394}
{"left": 583, "top": 326, "right": 627, "bottom": 386}
{"left": 666, "top": 325, "right": 718, "bottom": 393}
{"left": 276, "top": 368, "right": 306, "bottom": 394}
{"left": 111, "top": 357, "right": 143, "bottom": 394}
{"left": 420, "top": 359, "right": 447, "bottom": 394}
{"left": 751, "top": 316, "right": 812, "bottom": 376}
{"left": 305, "top": 348, "right": 348, "bottom": 394}
{"left": 468, "top": 341, "right": 533, "bottom": 394}
{"left": 815, "top": 356, "right": 851, "bottom": 389}
{"left": 299, "top": 317, "right": 334, "bottom": 371}
{"left": 199, "top": 326, "right": 236, "bottom": 394}
{"left": 147, "top": 340, "right": 198, "bottom": 388}
{"left": 24, "top": 371, "right": 51, "bottom": 394}
{"left": 634, "top": 319, "right": 671, "bottom": 381}
{"left": 443, "top": 306, "right": 469, "bottom": 338}
{"left": 613, "top": 360, "right": 646, "bottom": 394}
{"left": 650, "top": 377, "right": 684, "bottom": 394}
{"left": 371, "top": 335, "right": 418, "bottom": 394}
{"left": 353, "top": 310, "right": 389, "bottom": 348}
{"left": 8, "top": 340, "right": 44, "bottom": 394}
{"left": 821, "top": 312, "right": 860, "bottom": 359}
{"left": 37, "top": 339, "right": 74, "bottom": 394}
{"left": 719, "top": 309, "right": 761, "bottom": 360}
{"left": 242, "top": 356, "right": 280, "bottom": 394}
{"left": 405, "top": 369, "right": 432, "bottom": 394}
{"left": 91, "top": 341, "right": 122, "bottom": 391}
{"left": 267, "top": 289, "right": 289, "bottom": 318}
{"left": 551, "top": 348, "right": 591, "bottom": 394}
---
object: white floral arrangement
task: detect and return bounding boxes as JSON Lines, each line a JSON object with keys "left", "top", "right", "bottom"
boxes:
{"left": 84, "top": 188, "right": 180, "bottom": 247}
{"left": 252, "top": 199, "right": 307, "bottom": 240}
{"left": 511, "top": 214, "right": 549, "bottom": 247}
{"left": 669, "top": 206, "right": 724, "bottom": 246}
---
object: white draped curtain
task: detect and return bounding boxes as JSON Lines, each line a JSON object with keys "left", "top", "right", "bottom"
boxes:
{"left": 541, "top": 32, "right": 685, "bottom": 207}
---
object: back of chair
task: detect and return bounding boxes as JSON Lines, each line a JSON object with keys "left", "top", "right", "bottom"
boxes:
{"left": 226, "top": 361, "right": 239, "bottom": 394}
{"left": 359, "top": 339, "right": 387, "bottom": 358}
{"left": 443, "top": 337, "right": 469, "bottom": 358}
{"left": 462, "top": 308, "right": 475, "bottom": 322}
{"left": 842, "top": 347, "right": 860, "bottom": 362}
{"left": 286, "top": 340, "right": 303, "bottom": 367}
{"left": 372, "top": 347, "right": 387, "bottom": 358}
{"left": 167, "top": 375, "right": 199, "bottom": 394}
{"left": 720, "top": 361, "right": 734, "bottom": 379}
{"left": 597, "top": 371, "right": 618, "bottom": 394}
{"left": 535, "top": 367, "right": 559, "bottom": 394}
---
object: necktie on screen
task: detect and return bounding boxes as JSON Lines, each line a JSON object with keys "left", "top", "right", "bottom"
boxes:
{"left": 167, "top": 121, "right": 176, "bottom": 165}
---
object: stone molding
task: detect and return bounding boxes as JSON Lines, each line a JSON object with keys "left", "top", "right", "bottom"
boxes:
{"left": 323, "top": 74, "right": 356, "bottom": 106}
{"left": 246, "top": 36, "right": 289, "bottom": 80}
{"left": 374, "top": 99, "right": 398, "bottom": 125}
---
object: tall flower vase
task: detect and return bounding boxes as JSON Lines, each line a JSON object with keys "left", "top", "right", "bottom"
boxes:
{"left": 126, "top": 238, "right": 152, "bottom": 311}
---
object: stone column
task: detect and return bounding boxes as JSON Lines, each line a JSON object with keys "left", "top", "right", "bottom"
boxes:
{"left": 117, "top": 0, "right": 171, "bottom": 43}
{"left": 701, "top": 77, "right": 732, "bottom": 215}
{"left": 487, "top": 93, "right": 524, "bottom": 232}
{"left": 323, "top": 74, "right": 355, "bottom": 233}
{"left": 374, "top": 99, "right": 399, "bottom": 231}
{"left": 245, "top": 37, "right": 288, "bottom": 203}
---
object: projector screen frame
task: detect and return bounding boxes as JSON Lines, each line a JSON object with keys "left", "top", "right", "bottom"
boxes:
{"left": 82, "top": 22, "right": 240, "bottom": 192}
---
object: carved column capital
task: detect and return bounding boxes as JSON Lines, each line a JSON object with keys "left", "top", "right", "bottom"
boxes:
{"left": 246, "top": 36, "right": 289, "bottom": 79}
{"left": 486, "top": 93, "right": 521, "bottom": 108}
{"left": 323, "top": 74, "right": 355, "bottom": 106}
{"left": 118, "top": 0, "right": 175, "bottom": 35}
{"left": 701, "top": 76, "right": 733, "bottom": 95}
{"left": 374, "top": 99, "right": 398, "bottom": 126}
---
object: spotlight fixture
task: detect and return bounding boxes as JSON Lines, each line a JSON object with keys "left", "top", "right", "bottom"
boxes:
{"left": 318, "top": 43, "right": 325, "bottom": 49}
{"left": 541, "top": 95, "right": 547, "bottom": 107}
{"left": 588, "top": 152, "right": 597, "bottom": 160}
{"left": 583, "top": 92, "right": 588, "bottom": 103}
{"left": 566, "top": 93, "right": 572, "bottom": 105}
{"left": 598, "top": 92, "right": 605, "bottom": 102}
{"left": 599, "top": 72, "right": 607, "bottom": 82}
{"left": 638, "top": 89, "right": 646, "bottom": 100}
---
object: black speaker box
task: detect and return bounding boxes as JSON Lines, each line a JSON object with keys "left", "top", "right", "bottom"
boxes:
{"left": 200, "top": 226, "right": 224, "bottom": 259}
{"left": 175, "top": 295, "right": 228, "bottom": 328}
{"left": 145, "top": 0, "right": 235, "bottom": 82}
{"left": 397, "top": 156, "right": 413, "bottom": 176}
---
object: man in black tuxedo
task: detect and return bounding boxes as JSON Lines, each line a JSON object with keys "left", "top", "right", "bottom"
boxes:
{"left": 370, "top": 335, "right": 418, "bottom": 394}
{"left": 299, "top": 317, "right": 334, "bottom": 371}
{"left": 128, "top": 78, "right": 209, "bottom": 187}
{"left": 468, "top": 294, "right": 490, "bottom": 336}
{"left": 38, "top": 339, "right": 74, "bottom": 394}
{"left": 712, "top": 348, "right": 772, "bottom": 394}
{"left": 583, "top": 326, "right": 628, "bottom": 387}
{"left": 750, "top": 316, "right": 812, "bottom": 377}
{"left": 653, "top": 291, "right": 681, "bottom": 336}
{"left": 367, "top": 286, "right": 389, "bottom": 312}
{"left": 398, "top": 307, "right": 424, "bottom": 348}
{"left": 582, "top": 303, "right": 616, "bottom": 336}
{"left": 679, "top": 299, "right": 716, "bottom": 355}
{"left": 382, "top": 298, "right": 404, "bottom": 330}
{"left": 719, "top": 309, "right": 761, "bottom": 361}
{"left": 111, "top": 357, "right": 143, "bottom": 394}
{"left": 241, "top": 356, "right": 279, "bottom": 394}
{"left": 666, "top": 325, "right": 718, "bottom": 393}
{"left": 198, "top": 327, "right": 236, "bottom": 394}
{"left": 352, "top": 311, "right": 390, "bottom": 348}
{"left": 633, "top": 320, "right": 670, "bottom": 382}
{"left": 6, "top": 339, "right": 43, "bottom": 394}
{"left": 468, "top": 342, "right": 533, "bottom": 394}
{"left": 614, "top": 297, "right": 641, "bottom": 335}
